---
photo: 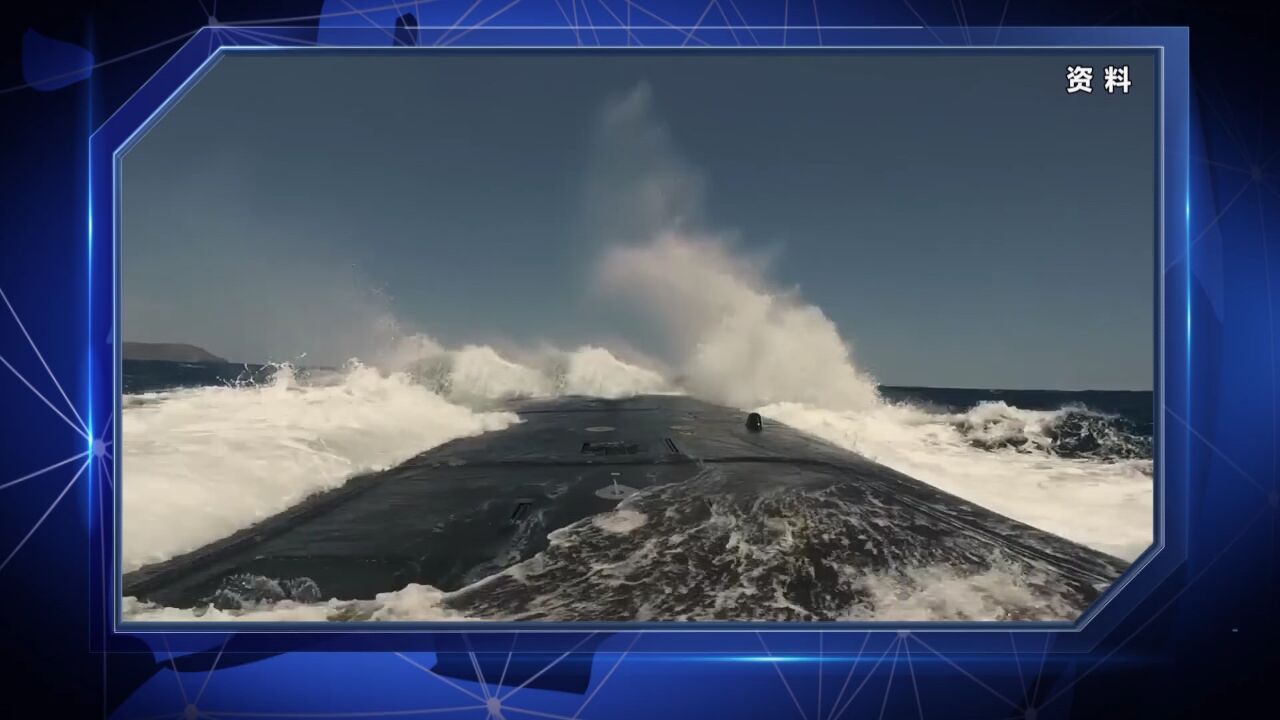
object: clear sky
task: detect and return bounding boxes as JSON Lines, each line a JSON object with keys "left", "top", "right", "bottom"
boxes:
{"left": 122, "top": 52, "right": 1155, "bottom": 390}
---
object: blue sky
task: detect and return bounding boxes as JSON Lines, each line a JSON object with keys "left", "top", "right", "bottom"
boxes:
{"left": 122, "top": 52, "right": 1155, "bottom": 390}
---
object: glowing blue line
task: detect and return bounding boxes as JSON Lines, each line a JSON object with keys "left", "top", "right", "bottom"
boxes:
{"left": 87, "top": 129, "right": 94, "bottom": 529}
{"left": 1185, "top": 112, "right": 1191, "bottom": 544}
{"left": 610, "top": 654, "right": 1150, "bottom": 665}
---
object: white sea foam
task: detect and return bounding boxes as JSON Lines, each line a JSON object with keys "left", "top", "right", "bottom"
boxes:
{"left": 442, "top": 344, "right": 558, "bottom": 401}
{"left": 559, "top": 345, "right": 668, "bottom": 398}
{"left": 121, "top": 583, "right": 470, "bottom": 622}
{"left": 759, "top": 401, "right": 1153, "bottom": 560}
{"left": 121, "top": 362, "right": 520, "bottom": 572}
{"left": 119, "top": 559, "right": 1068, "bottom": 623}
{"left": 121, "top": 341, "right": 673, "bottom": 573}
{"left": 838, "top": 559, "right": 1080, "bottom": 621}
{"left": 592, "top": 509, "right": 648, "bottom": 534}
{"left": 392, "top": 340, "right": 671, "bottom": 402}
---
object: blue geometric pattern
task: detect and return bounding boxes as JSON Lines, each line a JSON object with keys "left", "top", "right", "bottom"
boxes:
{"left": 0, "top": 2, "right": 1274, "bottom": 719}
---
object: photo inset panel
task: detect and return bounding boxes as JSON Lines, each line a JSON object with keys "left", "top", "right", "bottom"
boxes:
{"left": 119, "top": 53, "right": 1155, "bottom": 623}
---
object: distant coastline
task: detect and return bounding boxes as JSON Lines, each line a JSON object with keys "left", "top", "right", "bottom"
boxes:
{"left": 122, "top": 342, "right": 226, "bottom": 363}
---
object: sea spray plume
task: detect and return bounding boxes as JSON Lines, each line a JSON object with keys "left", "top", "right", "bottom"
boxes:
{"left": 598, "top": 232, "right": 880, "bottom": 410}
{"left": 582, "top": 82, "right": 706, "bottom": 245}
{"left": 583, "top": 83, "right": 880, "bottom": 411}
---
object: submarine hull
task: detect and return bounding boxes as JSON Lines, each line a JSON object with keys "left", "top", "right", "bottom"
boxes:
{"left": 124, "top": 395, "right": 1130, "bottom": 621}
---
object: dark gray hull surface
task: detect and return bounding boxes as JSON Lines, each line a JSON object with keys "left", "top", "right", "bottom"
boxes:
{"left": 124, "top": 395, "right": 1129, "bottom": 621}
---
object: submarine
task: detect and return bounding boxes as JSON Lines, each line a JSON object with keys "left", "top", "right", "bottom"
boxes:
{"left": 122, "top": 394, "right": 1129, "bottom": 622}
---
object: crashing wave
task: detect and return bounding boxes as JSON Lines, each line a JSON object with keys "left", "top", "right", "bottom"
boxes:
{"left": 948, "top": 401, "right": 1152, "bottom": 462}
{"left": 121, "top": 361, "right": 521, "bottom": 572}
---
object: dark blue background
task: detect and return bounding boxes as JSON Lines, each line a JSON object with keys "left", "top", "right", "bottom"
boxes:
{"left": 0, "top": 2, "right": 1274, "bottom": 719}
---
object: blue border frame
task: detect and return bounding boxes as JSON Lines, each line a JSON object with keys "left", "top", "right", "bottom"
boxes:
{"left": 89, "top": 25, "right": 1189, "bottom": 653}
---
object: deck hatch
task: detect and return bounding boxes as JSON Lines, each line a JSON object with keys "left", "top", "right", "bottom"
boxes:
{"left": 580, "top": 441, "right": 640, "bottom": 456}
{"left": 510, "top": 499, "right": 533, "bottom": 522}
